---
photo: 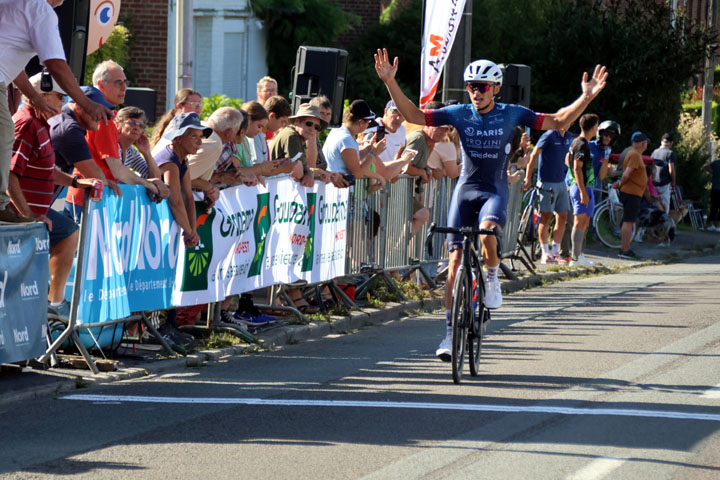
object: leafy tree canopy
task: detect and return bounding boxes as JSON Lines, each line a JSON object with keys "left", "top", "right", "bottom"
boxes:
{"left": 347, "top": 0, "right": 712, "bottom": 147}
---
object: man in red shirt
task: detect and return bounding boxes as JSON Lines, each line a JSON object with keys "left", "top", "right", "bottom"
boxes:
{"left": 10, "top": 73, "right": 99, "bottom": 320}
{"left": 65, "top": 60, "right": 166, "bottom": 221}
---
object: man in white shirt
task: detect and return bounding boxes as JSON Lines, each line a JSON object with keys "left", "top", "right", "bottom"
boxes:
{"left": 0, "top": 0, "right": 111, "bottom": 221}
{"left": 369, "top": 100, "right": 416, "bottom": 181}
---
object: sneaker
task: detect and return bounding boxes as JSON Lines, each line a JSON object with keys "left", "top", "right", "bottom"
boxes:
{"left": 436, "top": 334, "right": 451, "bottom": 362}
{"left": 158, "top": 323, "right": 196, "bottom": 347}
{"left": 618, "top": 249, "right": 641, "bottom": 260}
{"left": 707, "top": 225, "right": 717, "bottom": 232}
{"left": 556, "top": 256, "right": 571, "bottom": 264}
{"left": 570, "top": 254, "right": 594, "bottom": 268}
{"left": 234, "top": 311, "right": 276, "bottom": 327}
{"left": 48, "top": 299, "right": 71, "bottom": 322}
{"left": 484, "top": 276, "right": 502, "bottom": 309}
{"left": 540, "top": 254, "right": 557, "bottom": 264}
{"left": 219, "top": 310, "right": 249, "bottom": 331}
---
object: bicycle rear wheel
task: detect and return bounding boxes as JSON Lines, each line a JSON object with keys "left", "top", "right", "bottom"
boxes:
{"left": 468, "top": 269, "right": 485, "bottom": 377}
{"left": 450, "top": 265, "right": 470, "bottom": 384}
{"left": 593, "top": 203, "right": 623, "bottom": 249}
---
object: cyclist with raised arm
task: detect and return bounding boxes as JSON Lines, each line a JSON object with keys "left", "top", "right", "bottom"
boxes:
{"left": 374, "top": 49, "right": 607, "bottom": 360}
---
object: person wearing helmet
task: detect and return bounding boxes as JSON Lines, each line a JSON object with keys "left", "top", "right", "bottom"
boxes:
{"left": 590, "top": 120, "right": 621, "bottom": 188}
{"left": 374, "top": 48, "right": 607, "bottom": 361}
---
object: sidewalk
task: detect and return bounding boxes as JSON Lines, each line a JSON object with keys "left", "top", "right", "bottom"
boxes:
{"left": 2, "top": 227, "right": 719, "bottom": 407}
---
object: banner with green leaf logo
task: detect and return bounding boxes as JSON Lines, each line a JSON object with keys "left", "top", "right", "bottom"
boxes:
{"left": 173, "top": 178, "right": 348, "bottom": 306}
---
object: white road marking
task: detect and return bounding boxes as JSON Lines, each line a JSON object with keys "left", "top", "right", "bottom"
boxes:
{"left": 566, "top": 457, "right": 626, "bottom": 480}
{"left": 62, "top": 394, "right": 720, "bottom": 422}
{"left": 701, "top": 383, "right": 720, "bottom": 399}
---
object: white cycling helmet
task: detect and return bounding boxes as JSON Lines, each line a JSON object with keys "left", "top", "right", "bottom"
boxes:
{"left": 463, "top": 59, "right": 503, "bottom": 86}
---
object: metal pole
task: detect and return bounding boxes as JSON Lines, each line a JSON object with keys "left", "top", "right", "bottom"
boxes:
{"left": 182, "top": 0, "right": 194, "bottom": 88}
{"left": 441, "top": 0, "right": 472, "bottom": 104}
{"left": 702, "top": 0, "right": 717, "bottom": 134}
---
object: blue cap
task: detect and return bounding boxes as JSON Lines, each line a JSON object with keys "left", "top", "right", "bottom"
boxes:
{"left": 385, "top": 100, "right": 397, "bottom": 110}
{"left": 79, "top": 85, "right": 114, "bottom": 109}
{"left": 163, "top": 113, "right": 213, "bottom": 141}
{"left": 631, "top": 131, "right": 649, "bottom": 143}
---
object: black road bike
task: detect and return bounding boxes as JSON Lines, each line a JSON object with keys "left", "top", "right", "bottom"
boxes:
{"left": 426, "top": 223, "right": 499, "bottom": 384}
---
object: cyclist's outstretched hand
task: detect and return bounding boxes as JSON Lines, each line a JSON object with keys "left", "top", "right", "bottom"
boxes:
{"left": 581, "top": 65, "right": 608, "bottom": 100}
{"left": 375, "top": 48, "right": 398, "bottom": 83}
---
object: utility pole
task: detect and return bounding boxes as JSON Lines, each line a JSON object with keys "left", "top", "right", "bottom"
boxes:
{"left": 702, "top": 0, "right": 717, "bottom": 135}
{"left": 441, "top": 1, "right": 472, "bottom": 104}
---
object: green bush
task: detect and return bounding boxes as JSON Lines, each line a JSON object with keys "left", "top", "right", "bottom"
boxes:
{"left": 84, "top": 25, "right": 132, "bottom": 86}
{"left": 674, "top": 113, "right": 717, "bottom": 205}
{"left": 201, "top": 94, "right": 244, "bottom": 120}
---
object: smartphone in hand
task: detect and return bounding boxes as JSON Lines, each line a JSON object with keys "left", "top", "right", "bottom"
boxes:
{"left": 342, "top": 173, "right": 356, "bottom": 186}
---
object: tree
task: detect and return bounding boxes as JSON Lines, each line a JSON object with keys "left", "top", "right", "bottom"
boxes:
{"left": 250, "top": 0, "right": 359, "bottom": 97}
{"left": 345, "top": 0, "right": 712, "bottom": 147}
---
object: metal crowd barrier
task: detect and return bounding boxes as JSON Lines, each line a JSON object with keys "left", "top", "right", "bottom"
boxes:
{"left": 39, "top": 191, "right": 176, "bottom": 374}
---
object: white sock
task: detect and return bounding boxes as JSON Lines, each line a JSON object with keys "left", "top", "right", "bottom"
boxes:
{"left": 445, "top": 309, "right": 452, "bottom": 328}
{"left": 486, "top": 266, "right": 498, "bottom": 281}
{"left": 551, "top": 243, "right": 559, "bottom": 256}
{"left": 50, "top": 300, "right": 63, "bottom": 307}
{"left": 541, "top": 243, "right": 551, "bottom": 256}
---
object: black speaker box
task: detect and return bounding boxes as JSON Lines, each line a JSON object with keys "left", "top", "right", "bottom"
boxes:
{"left": 124, "top": 88, "right": 157, "bottom": 124}
{"left": 498, "top": 64, "right": 531, "bottom": 108}
{"left": 291, "top": 46, "right": 348, "bottom": 128}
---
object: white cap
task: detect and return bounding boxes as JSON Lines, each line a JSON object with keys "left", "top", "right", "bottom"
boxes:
{"left": 28, "top": 72, "right": 67, "bottom": 95}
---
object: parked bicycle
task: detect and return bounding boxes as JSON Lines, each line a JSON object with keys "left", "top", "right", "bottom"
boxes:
{"left": 593, "top": 186, "right": 635, "bottom": 248}
{"left": 516, "top": 185, "right": 555, "bottom": 262}
{"left": 425, "top": 223, "right": 498, "bottom": 384}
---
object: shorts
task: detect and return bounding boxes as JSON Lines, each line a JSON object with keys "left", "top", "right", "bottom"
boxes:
{"left": 538, "top": 181, "right": 570, "bottom": 214}
{"left": 48, "top": 209, "right": 79, "bottom": 249}
{"left": 63, "top": 201, "right": 82, "bottom": 225}
{"left": 619, "top": 191, "right": 641, "bottom": 223}
{"left": 447, "top": 183, "right": 506, "bottom": 251}
{"left": 569, "top": 184, "right": 595, "bottom": 217}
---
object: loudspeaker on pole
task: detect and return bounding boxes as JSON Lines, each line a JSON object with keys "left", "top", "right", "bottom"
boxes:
{"left": 291, "top": 46, "right": 348, "bottom": 128}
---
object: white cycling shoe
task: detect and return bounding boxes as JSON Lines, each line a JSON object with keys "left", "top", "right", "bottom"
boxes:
{"left": 436, "top": 334, "right": 451, "bottom": 362}
{"left": 484, "top": 277, "right": 502, "bottom": 309}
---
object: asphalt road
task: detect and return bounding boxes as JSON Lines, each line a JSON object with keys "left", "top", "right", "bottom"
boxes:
{"left": 1, "top": 257, "right": 719, "bottom": 479}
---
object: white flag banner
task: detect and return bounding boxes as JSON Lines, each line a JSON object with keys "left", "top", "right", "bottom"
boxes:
{"left": 419, "top": 0, "right": 467, "bottom": 108}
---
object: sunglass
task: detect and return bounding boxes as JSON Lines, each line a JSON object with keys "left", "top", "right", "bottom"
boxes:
{"left": 44, "top": 92, "right": 67, "bottom": 101}
{"left": 109, "top": 79, "right": 130, "bottom": 88}
{"left": 305, "top": 120, "right": 323, "bottom": 132}
{"left": 466, "top": 82, "right": 495, "bottom": 94}
{"left": 125, "top": 119, "right": 146, "bottom": 130}
{"left": 601, "top": 132, "right": 616, "bottom": 138}
{"left": 185, "top": 101, "right": 203, "bottom": 108}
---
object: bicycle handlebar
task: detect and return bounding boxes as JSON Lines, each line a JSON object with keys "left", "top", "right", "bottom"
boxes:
{"left": 424, "top": 222, "right": 499, "bottom": 257}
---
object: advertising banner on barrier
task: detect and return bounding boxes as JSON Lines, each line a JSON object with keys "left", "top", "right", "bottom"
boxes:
{"left": 0, "top": 223, "right": 49, "bottom": 363}
{"left": 76, "top": 179, "right": 347, "bottom": 322}
{"left": 79, "top": 185, "right": 180, "bottom": 323}
{"left": 173, "top": 177, "right": 348, "bottom": 305}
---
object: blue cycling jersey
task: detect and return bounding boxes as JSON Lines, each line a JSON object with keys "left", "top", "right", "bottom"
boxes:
{"left": 426, "top": 103, "right": 544, "bottom": 192}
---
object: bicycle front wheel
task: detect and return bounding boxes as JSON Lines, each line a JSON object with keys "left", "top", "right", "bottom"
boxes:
{"left": 450, "top": 264, "right": 470, "bottom": 384}
{"left": 468, "top": 270, "right": 485, "bottom": 377}
{"left": 593, "top": 203, "right": 623, "bottom": 249}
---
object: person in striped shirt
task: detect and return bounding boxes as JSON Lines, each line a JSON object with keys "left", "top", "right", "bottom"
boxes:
{"left": 9, "top": 73, "right": 100, "bottom": 320}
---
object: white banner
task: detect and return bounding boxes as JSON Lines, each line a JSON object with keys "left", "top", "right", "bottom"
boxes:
{"left": 420, "top": 0, "right": 467, "bottom": 108}
{"left": 172, "top": 177, "right": 348, "bottom": 306}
